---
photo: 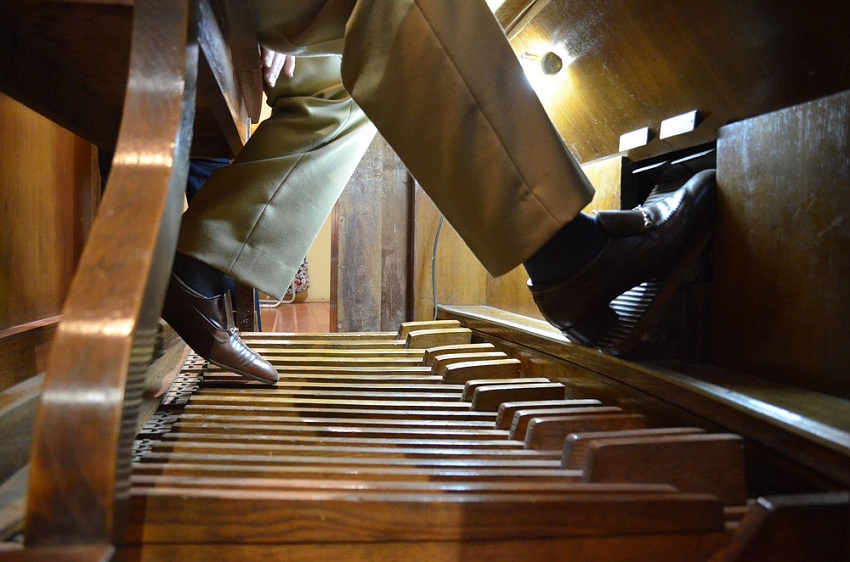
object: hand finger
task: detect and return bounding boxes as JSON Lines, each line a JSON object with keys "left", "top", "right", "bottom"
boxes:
{"left": 264, "top": 54, "right": 285, "bottom": 87}
{"left": 261, "top": 47, "right": 274, "bottom": 68}
{"left": 283, "top": 55, "right": 295, "bottom": 78}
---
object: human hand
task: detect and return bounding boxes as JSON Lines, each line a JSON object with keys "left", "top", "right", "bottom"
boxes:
{"left": 262, "top": 47, "right": 295, "bottom": 87}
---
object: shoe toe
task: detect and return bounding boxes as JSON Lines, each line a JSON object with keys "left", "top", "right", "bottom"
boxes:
{"left": 212, "top": 333, "right": 279, "bottom": 384}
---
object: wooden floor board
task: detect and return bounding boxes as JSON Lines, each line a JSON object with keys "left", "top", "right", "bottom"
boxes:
{"left": 259, "top": 302, "right": 330, "bottom": 334}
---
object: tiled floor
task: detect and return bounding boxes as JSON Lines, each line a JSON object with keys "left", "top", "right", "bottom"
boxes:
{"left": 259, "top": 301, "right": 331, "bottom": 333}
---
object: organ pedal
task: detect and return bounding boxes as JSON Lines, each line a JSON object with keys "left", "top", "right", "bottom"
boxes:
{"left": 470, "top": 382, "right": 568, "bottom": 411}
{"left": 508, "top": 406, "right": 625, "bottom": 440}
{"left": 461, "top": 378, "right": 552, "bottom": 401}
{"left": 441, "top": 358, "right": 522, "bottom": 383}
{"left": 405, "top": 327, "right": 474, "bottom": 349}
{"left": 581, "top": 433, "right": 747, "bottom": 505}
{"left": 396, "top": 320, "right": 463, "bottom": 340}
{"left": 421, "top": 342, "right": 499, "bottom": 365}
{"left": 430, "top": 351, "right": 511, "bottom": 373}
{"left": 122, "top": 320, "right": 754, "bottom": 558}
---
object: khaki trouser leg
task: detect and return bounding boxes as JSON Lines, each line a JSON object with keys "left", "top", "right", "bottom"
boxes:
{"left": 341, "top": 0, "right": 594, "bottom": 276}
{"left": 177, "top": 56, "right": 376, "bottom": 299}
{"left": 180, "top": 0, "right": 594, "bottom": 295}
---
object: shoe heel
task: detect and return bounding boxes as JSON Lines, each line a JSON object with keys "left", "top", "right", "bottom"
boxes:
{"left": 563, "top": 304, "right": 619, "bottom": 346}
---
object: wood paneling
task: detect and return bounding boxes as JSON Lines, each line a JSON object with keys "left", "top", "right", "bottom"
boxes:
{"left": 495, "top": 0, "right": 549, "bottom": 35}
{"left": 0, "top": 2, "right": 130, "bottom": 151}
{"left": 712, "top": 90, "right": 850, "bottom": 398}
{"left": 0, "top": 375, "right": 42, "bottom": 483}
{"left": 0, "top": 94, "right": 92, "bottom": 333}
{"left": 120, "top": 535, "right": 728, "bottom": 562}
{"left": 0, "top": 318, "right": 58, "bottom": 392}
{"left": 336, "top": 136, "right": 413, "bottom": 332}
{"left": 486, "top": 265, "right": 541, "bottom": 320}
{"left": 582, "top": 156, "right": 625, "bottom": 212}
{"left": 511, "top": 0, "right": 850, "bottom": 164}
{"left": 412, "top": 188, "right": 487, "bottom": 322}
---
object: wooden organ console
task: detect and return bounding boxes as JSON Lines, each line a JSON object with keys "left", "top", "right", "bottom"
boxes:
{"left": 1, "top": 0, "right": 849, "bottom": 560}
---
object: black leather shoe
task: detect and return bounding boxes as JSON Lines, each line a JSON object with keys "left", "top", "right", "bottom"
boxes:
{"left": 161, "top": 273, "right": 279, "bottom": 384}
{"left": 529, "top": 169, "right": 716, "bottom": 351}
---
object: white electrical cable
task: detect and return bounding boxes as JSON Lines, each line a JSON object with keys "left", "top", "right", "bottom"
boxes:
{"left": 432, "top": 215, "right": 445, "bottom": 321}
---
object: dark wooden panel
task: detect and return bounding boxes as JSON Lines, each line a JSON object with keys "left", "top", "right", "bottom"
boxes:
{"left": 337, "top": 144, "right": 383, "bottom": 331}
{"left": 337, "top": 136, "right": 412, "bottom": 332}
{"left": 0, "top": 94, "right": 91, "bottom": 332}
{"left": 0, "top": 318, "right": 58, "bottom": 392}
{"left": 0, "top": 544, "right": 114, "bottom": 562}
{"left": 712, "top": 90, "right": 850, "bottom": 398}
{"left": 0, "top": 1, "right": 132, "bottom": 149}
{"left": 0, "top": 0, "right": 261, "bottom": 158}
{"left": 0, "top": 375, "right": 42, "bottom": 483}
{"left": 120, "top": 534, "right": 728, "bottom": 562}
{"left": 712, "top": 492, "right": 850, "bottom": 562}
{"left": 380, "top": 143, "right": 414, "bottom": 331}
{"left": 233, "top": 282, "right": 258, "bottom": 332}
{"left": 195, "top": 0, "right": 252, "bottom": 157}
{"left": 127, "top": 491, "right": 725, "bottom": 544}
{"left": 512, "top": 0, "right": 850, "bottom": 163}
{"left": 209, "top": 0, "right": 263, "bottom": 122}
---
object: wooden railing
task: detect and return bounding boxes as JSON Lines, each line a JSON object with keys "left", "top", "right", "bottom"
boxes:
{"left": 0, "top": 0, "right": 262, "bottom": 554}
{"left": 24, "top": 0, "right": 196, "bottom": 548}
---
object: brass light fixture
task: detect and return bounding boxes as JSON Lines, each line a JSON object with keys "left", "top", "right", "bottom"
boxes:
{"left": 521, "top": 51, "right": 564, "bottom": 75}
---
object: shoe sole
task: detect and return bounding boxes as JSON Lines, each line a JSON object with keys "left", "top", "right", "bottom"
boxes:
{"left": 582, "top": 228, "right": 714, "bottom": 356}
{"left": 206, "top": 358, "right": 279, "bottom": 385}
